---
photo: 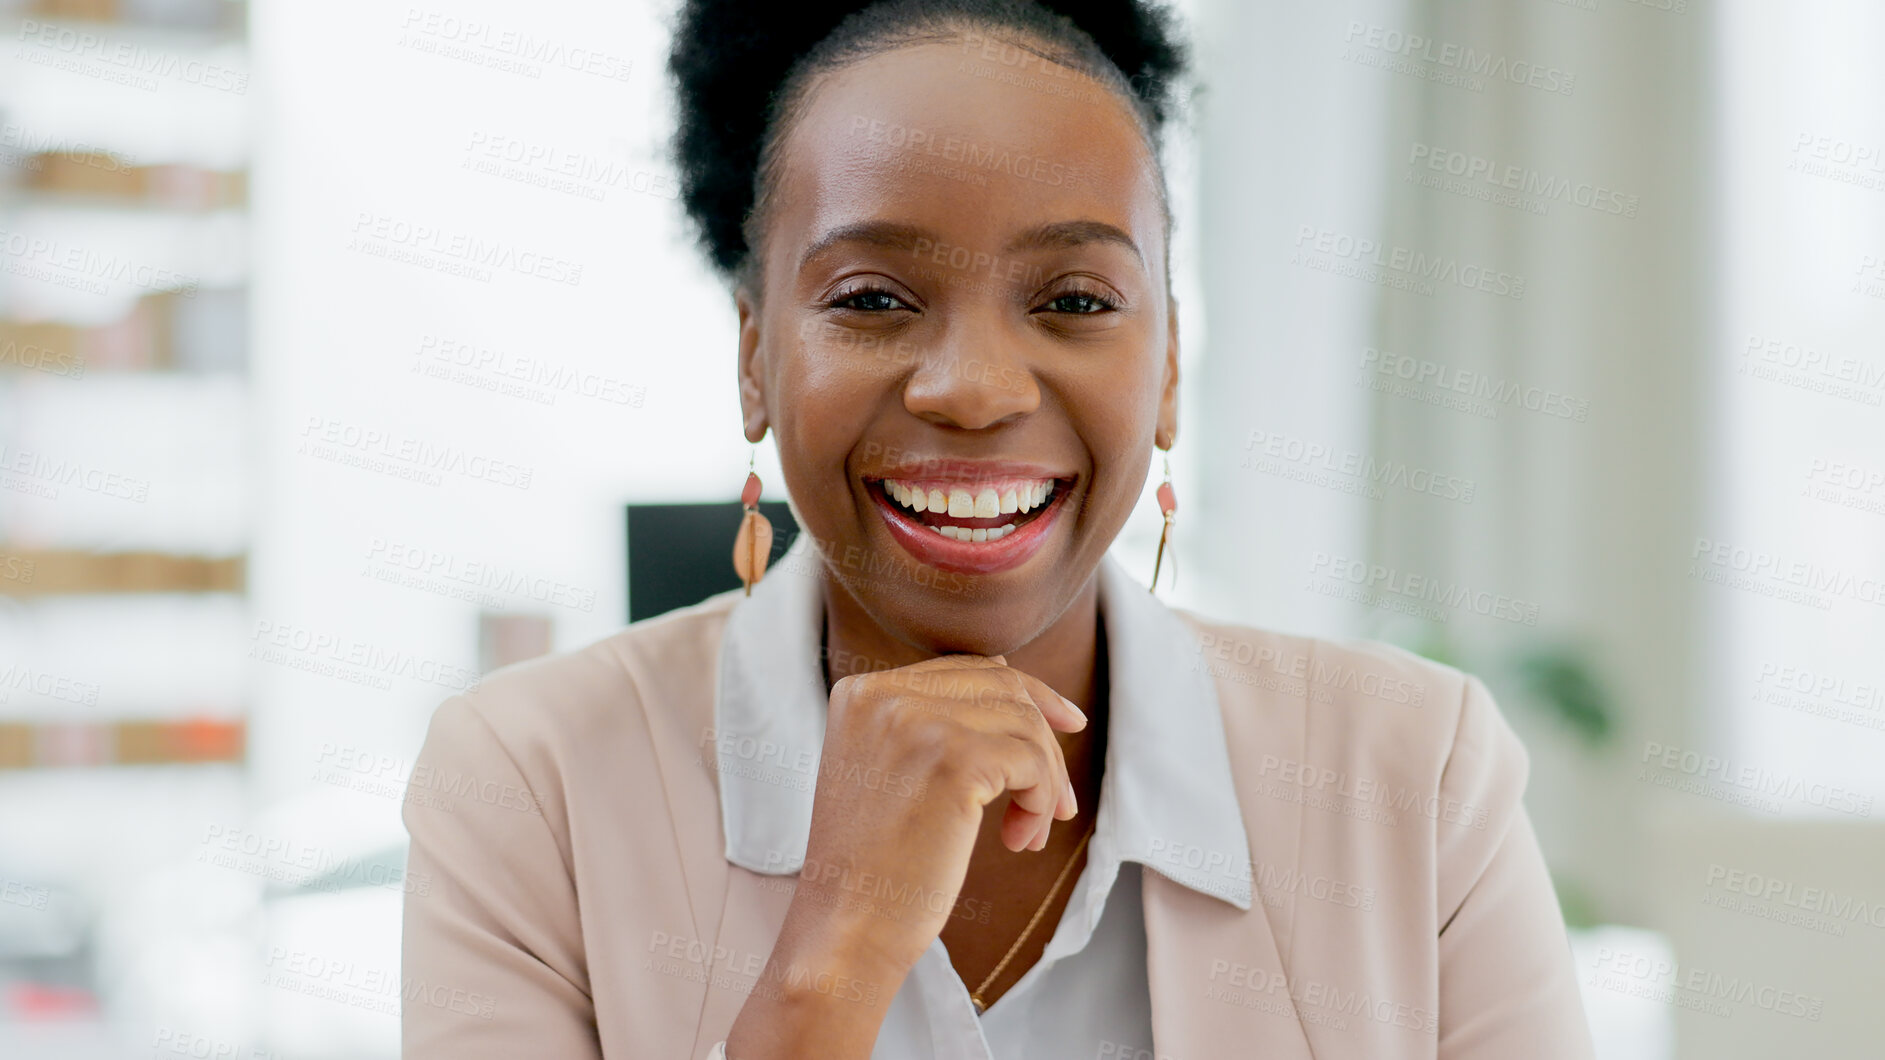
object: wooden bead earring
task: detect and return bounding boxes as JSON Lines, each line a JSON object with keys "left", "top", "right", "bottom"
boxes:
{"left": 732, "top": 448, "right": 773, "bottom": 596}
{"left": 1149, "top": 449, "right": 1177, "bottom": 594}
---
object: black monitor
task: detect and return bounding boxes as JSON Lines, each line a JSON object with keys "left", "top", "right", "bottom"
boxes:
{"left": 625, "top": 501, "right": 800, "bottom": 623}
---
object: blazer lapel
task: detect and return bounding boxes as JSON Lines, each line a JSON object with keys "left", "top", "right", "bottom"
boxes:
{"left": 1144, "top": 612, "right": 1315, "bottom": 1059}
{"left": 1143, "top": 866, "right": 1317, "bottom": 1059}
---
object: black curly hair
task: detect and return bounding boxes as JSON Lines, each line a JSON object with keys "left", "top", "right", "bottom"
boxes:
{"left": 668, "top": 0, "right": 1189, "bottom": 285}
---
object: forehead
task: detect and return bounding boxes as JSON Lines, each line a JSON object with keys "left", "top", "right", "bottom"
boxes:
{"left": 765, "top": 38, "right": 1166, "bottom": 275}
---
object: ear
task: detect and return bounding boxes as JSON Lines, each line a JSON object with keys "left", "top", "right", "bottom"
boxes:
{"left": 1155, "top": 293, "right": 1180, "bottom": 449}
{"left": 735, "top": 286, "right": 769, "bottom": 443}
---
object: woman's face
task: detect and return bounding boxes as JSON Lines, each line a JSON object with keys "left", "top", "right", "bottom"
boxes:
{"left": 739, "top": 37, "right": 1177, "bottom": 656}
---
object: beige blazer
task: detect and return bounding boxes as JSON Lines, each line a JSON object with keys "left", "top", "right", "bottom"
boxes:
{"left": 401, "top": 553, "right": 1595, "bottom": 1058}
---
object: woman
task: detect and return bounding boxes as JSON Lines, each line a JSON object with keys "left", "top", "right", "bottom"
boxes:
{"left": 400, "top": 1, "right": 1596, "bottom": 1056}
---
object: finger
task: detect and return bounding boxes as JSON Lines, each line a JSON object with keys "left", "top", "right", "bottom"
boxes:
{"left": 990, "top": 736, "right": 1058, "bottom": 851}
{"left": 1009, "top": 669, "right": 1087, "bottom": 734}
{"left": 1000, "top": 797, "right": 1045, "bottom": 852}
{"left": 1004, "top": 676, "right": 1076, "bottom": 820}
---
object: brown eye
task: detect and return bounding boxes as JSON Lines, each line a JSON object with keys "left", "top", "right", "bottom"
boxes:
{"left": 832, "top": 289, "right": 912, "bottom": 312}
{"left": 1039, "top": 291, "right": 1114, "bottom": 315}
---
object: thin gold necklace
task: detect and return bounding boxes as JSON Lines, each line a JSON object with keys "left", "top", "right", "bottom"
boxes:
{"left": 968, "top": 821, "right": 1098, "bottom": 1016}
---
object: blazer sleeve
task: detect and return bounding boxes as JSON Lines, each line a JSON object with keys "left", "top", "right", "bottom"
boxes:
{"left": 1434, "top": 674, "right": 1595, "bottom": 1060}
{"left": 401, "top": 696, "right": 603, "bottom": 1058}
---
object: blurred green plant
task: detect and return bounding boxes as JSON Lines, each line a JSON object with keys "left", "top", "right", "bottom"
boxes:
{"left": 1511, "top": 645, "right": 1614, "bottom": 747}
{"left": 1396, "top": 630, "right": 1616, "bottom": 749}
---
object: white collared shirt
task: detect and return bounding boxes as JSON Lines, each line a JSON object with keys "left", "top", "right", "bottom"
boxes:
{"left": 705, "top": 537, "right": 1254, "bottom": 1059}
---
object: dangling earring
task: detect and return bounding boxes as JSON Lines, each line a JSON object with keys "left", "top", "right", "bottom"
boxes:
{"left": 1149, "top": 449, "right": 1177, "bottom": 594}
{"left": 733, "top": 447, "right": 773, "bottom": 596}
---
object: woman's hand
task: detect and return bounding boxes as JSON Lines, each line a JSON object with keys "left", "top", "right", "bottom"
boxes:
{"left": 725, "top": 653, "right": 1087, "bottom": 1058}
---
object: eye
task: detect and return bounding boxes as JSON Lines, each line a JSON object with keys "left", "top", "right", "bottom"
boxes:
{"left": 829, "top": 287, "right": 913, "bottom": 312}
{"left": 1037, "top": 290, "right": 1116, "bottom": 315}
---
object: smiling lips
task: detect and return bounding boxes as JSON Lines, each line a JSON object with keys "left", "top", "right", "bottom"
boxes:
{"left": 867, "top": 470, "right": 1071, "bottom": 575}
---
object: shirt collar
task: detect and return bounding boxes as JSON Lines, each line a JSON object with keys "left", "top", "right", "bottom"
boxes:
{"left": 712, "top": 534, "right": 1253, "bottom": 910}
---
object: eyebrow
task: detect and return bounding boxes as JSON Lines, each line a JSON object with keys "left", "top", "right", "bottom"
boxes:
{"left": 798, "top": 219, "right": 1145, "bottom": 269}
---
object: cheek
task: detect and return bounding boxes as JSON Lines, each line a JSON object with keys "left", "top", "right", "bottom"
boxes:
{"left": 767, "top": 343, "right": 891, "bottom": 489}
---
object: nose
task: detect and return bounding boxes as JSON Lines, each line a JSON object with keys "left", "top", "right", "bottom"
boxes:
{"left": 901, "top": 321, "right": 1041, "bottom": 430}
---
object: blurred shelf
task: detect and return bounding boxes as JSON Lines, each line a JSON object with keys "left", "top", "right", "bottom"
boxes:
{"left": 0, "top": 717, "right": 243, "bottom": 768}
{"left": 23, "top": 0, "right": 246, "bottom": 35}
{"left": 0, "top": 550, "right": 244, "bottom": 594}
{"left": 7, "top": 154, "right": 246, "bottom": 210}
{"left": 0, "top": 286, "right": 245, "bottom": 374}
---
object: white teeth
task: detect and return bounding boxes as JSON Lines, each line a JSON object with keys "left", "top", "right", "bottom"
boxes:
{"left": 881, "top": 477, "right": 1059, "bottom": 539}
{"left": 928, "top": 522, "right": 1018, "bottom": 542}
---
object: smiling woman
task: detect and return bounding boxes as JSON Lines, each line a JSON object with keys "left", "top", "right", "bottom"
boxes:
{"left": 397, "top": 2, "right": 1596, "bottom": 1059}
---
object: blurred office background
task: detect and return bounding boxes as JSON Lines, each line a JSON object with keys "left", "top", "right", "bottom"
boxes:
{"left": 0, "top": 0, "right": 1878, "bottom": 1056}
